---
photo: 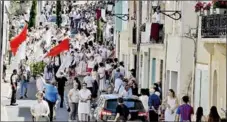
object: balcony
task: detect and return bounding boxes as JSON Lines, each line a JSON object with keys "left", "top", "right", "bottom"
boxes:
{"left": 201, "top": 14, "right": 227, "bottom": 38}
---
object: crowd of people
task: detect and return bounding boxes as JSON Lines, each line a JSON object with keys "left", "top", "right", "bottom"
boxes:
{"left": 7, "top": 1, "right": 224, "bottom": 122}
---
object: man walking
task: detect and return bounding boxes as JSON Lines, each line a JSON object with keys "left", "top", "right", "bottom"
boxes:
{"left": 31, "top": 92, "right": 50, "bottom": 121}
{"left": 44, "top": 81, "right": 58, "bottom": 121}
{"left": 56, "top": 71, "right": 67, "bottom": 108}
{"left": 10, "top": 69, "right": 18, "bottom": 106}
{"left": 175, "top": 96, "right": 194, "bottom": 122}
{"left": 148, "top": 87, "right": 161, "bottom": 122}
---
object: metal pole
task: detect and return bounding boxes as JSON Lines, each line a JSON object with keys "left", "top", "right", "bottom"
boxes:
{"left": 0, "top": 0, "right": 5, "bottom": 82}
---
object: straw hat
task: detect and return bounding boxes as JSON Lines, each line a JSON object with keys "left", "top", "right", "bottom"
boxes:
{"left": 35, "top": 91, "right": 44, "bottom": 98}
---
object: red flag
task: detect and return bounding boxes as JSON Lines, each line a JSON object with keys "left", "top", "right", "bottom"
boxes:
{"left": 45, "top": 38, "right": 70, "bottom": 58}
{"left": 10, "top": 24, "right": 28, "bottom": 56}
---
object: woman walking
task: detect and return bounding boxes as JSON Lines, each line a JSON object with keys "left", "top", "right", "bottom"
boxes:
{"left": 98, "top": 62, "right": 106, "bottom": 92}
{"left": 192, "top": 107, "right": 206, "bottom": 122}
{"left": 78, "top": 83, "right": 92, "bottom": 122}
{"left": 68, "top": 82, "right": 80, "bottom": 120}
{"left": 163, "top": 89, "right": 178, "bottom": 121}
{"left": 208, "top": 106, "right": 220, "bottom": 122}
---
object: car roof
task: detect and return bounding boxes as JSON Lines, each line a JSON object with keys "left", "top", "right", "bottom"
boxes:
{"left": 100, "top": 94, "right": 140, "bottom": 100}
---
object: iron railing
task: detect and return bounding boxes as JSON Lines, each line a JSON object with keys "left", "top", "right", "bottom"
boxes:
{"left": 201, "top": 14, "right": 227, "bottom": 38}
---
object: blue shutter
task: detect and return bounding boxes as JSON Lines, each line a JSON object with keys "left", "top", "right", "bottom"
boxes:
{"left": 114, "top": 1, "right": 123, "bottom": 32}
{"left": 152, "top": 58, "right": 156, "bottom": 83}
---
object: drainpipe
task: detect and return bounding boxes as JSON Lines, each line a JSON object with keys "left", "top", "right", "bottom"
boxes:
{"left": 164, "top": 34, "right": 168, "bottom": 100}
{"left": 0, "top": 0, "right": 5, "bottom": 82}
{"left": 136, "top": 0, "right": 142, "bottom": 89}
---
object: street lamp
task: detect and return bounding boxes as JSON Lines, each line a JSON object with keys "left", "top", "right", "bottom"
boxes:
{"left": 152, "top": 2, "right": 182, "bottom": 20}
{"left": 106, "top": 1, "right": 130, "bottom": 21}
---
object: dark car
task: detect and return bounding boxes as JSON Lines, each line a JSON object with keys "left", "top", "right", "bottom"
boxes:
{"left": 92, "top": 94, "right": 148, "bottom": 122}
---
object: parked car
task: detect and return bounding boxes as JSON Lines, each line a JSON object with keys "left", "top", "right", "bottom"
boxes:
{"left": 92, "top": 94, "right": 148, "bottom": 122}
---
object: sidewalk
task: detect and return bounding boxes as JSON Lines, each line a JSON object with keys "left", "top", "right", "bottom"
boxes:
{"left": 1, "top": 82, "right": 10, "bottom": 121}
{"left": 1, "top": 104, "right": 8, "bottom": 121}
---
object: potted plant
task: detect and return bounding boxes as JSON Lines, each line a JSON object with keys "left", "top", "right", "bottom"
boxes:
{"left": 195, "top": 2, "right": 204, "bottom": 15}
{"left": 213, "top": 1, "right": 227, "bottom": 14}
{"left": 204, "top": 2, "right": 212, "bottom": 15}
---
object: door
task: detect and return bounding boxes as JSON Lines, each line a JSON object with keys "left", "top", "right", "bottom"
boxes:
{"left": 194, "top": 69, "right": 202, "bottom": 111}
{"left": 201, "top": 70, "right": 209, "bottom": 115}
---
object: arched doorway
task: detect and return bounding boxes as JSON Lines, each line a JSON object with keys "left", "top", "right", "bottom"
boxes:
{"left": 213, "top": 70, "right": 218, "bottom": 106}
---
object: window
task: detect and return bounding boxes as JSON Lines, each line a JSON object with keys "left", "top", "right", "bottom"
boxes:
{"left": 132, "top": 23, "right": 137, "bottom": 44}
{"left": 150, "top": 23, "right": 164, "bottom": 43}
{"left": 106, "top": 99, "right": 144, "bottom": 112}
{"left": 160, "top": 60, "right": 163, "bottom": 82}
{"left": 134, "top": 55, "right": 137, "bottom": 71}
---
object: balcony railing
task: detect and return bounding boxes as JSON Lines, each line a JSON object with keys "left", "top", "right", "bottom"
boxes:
{"left": 201, "top": 14, "right": 227, "bottom": 38}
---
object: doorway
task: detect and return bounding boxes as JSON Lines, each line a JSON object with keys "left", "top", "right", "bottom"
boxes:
{"left": 213, "top": 70, "right": 218, "bottom": 106}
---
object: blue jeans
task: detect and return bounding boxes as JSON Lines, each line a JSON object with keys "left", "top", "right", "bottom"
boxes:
{"left": 20, "top": 81, "right": 28, "bottom": 97}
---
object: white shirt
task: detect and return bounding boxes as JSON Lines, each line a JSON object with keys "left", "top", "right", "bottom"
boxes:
{"left": 119, "top": 66, "right": 126, "bottom": 76}
{"left": 114, "top": 78, "right": 123, "bottom": 93}
{"left": 95, "top": 54, "right": 102, "bottom": 64}
{"left": 68, "top": 88, "right": 80, "bottom": 103}
{"left": 139, "top": 95, "right": 149, "bottom": 111}
{"left": 87, "top": 60, "right": 95, "bottom": 69}
{"left": 83, "top": 76, "right": 94, "bottom": 88}
{"left": 39, "top": 14, "right": 47, "bottom": 23}
{"left": 31, "top": 100, "right": 50, "bottom": 117}
{"left": 36, "top": 77, "right": 46, "bottom": 91}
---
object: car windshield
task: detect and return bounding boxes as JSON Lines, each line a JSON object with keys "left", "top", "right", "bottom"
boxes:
{"left": 105, "top": 99, "right": 144, "bottom": 112}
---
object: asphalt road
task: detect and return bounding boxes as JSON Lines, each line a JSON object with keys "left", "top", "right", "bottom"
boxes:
{"left": 1, "top": 80, "right": 68, "bottom": 121}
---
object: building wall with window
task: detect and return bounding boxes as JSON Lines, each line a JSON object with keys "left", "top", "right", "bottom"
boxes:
{"left": 124, "top": 1, "right": 166, "bottom": 91}
{"left": 164, "top": 1, "right": 197, "bottom": 99}
{"left": 195, "top": 12, "right": 226, "bottom": 117}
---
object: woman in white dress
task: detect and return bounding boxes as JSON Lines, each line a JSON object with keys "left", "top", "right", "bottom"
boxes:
{"left": 98, "top": 62, "right": 106, "bottom": 92}
{"left": 163, "top": 89, "right": 178, "bottom": 121}
{"left": 78, "top": 83, "right": 91, "bottom": 121}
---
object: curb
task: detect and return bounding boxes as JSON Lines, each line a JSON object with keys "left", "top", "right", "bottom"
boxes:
{"left": 1, "top": 104, "right": 8, "bottom": 121}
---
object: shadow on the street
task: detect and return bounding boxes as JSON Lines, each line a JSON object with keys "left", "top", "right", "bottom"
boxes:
{"left": 18, "top": 107, "right": 32, "bottom": 121}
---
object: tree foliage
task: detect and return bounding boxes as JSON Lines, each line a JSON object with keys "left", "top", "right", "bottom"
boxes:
{"left": 56, "top": 0, "right": 62, "bottom": 28}
{"left": 28, "top": 0, "right": 37, "bottom": 30}
{"left": 30, "top": 61, "right": 46, "bottom": 77}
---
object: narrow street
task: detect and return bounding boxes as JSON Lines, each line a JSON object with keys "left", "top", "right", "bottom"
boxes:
{"left": 0, "top": 0, "right": 226, "bottom": 122}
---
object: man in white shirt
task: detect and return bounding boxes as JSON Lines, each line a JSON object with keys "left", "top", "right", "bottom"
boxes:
{"left": 39, "top": 11, "right": 47, "bottom": 25}
{"left": 114, "top": 74, "right": 124, "bottom": 94}
{"left": 83, "top": 72, "right": 94, "bottom": 92}
{"left": 73, "top": 12, "right": 81, "bottom": 31}
{"left": 31, "top": 92, "right": 50, "bottom": 121}
{"left": 119, "top": 62, "right": 126, "bottom": 77}
{"left": 36, "top": 74, "right": 46, "bottom": 92}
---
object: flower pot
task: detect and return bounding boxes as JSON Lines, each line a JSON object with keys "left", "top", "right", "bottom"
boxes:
{"left": 204, "top": 10, "right": 210, "bottom": 16}
{"left": 215, "top": 8, "right": 227, "bottom": 14}
{"left": 210, "top": 8, "right": 214, "bottom": 15}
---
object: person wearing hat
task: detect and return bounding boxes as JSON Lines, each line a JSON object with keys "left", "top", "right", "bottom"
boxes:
{"left": 31, "top": 92, "right": 50, "bottom": 121}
